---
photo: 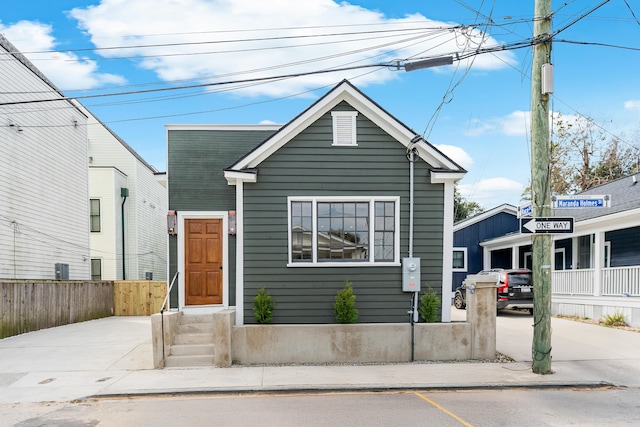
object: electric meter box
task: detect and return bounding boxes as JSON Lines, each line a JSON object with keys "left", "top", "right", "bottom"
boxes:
{"left": 402, "top": 257, "right": 421, "bottom": 292}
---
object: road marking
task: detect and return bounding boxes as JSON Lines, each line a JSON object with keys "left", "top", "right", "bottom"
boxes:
{"left": 415, "top": 392, "right": 474, "bottom": 427}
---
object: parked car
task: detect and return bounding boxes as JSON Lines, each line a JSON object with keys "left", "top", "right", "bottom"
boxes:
{"left": 453, "top": 268, "right": 534, "bottom": 314}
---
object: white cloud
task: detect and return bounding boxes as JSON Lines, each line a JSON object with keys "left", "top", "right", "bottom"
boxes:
{"left": 458, "top": 177, "right": 525, "bottom": 208}
{"left": 466, "top": 110, "right": 529, "bottom": 137}
{"left": 68, "top": 0, "right": 516, "bottom": 97}
{"left": 1, "top": 20, "right": 125, "bottom": 90}
{"left": 435, "top": 144, "right": 473, "bottom": 169}
{"left": 624, "top": 100, "right": 640, "bottom": 111}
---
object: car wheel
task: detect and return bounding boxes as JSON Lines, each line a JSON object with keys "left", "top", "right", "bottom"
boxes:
{"left": 454, "top": 293, "right": 465, "bottom": 309}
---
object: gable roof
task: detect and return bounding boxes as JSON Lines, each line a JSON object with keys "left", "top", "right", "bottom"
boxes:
{"left": 224, "top": 80, "right": 465, "bottom": 183}
{"left": 552, "top": 173, "right": 640, "bottom": 221}
{"left": 453, "top": 203, "right": 517, "bottom": 232}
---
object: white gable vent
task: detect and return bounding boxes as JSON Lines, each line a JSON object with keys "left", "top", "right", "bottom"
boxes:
{"left": 331, "top": 111, "right": 358, "bottom": 146}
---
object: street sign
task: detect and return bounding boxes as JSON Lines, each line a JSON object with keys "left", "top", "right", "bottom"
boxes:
{"left": 521, "top": 217, "right": 574, "bottom": 234}
{"left": 517, "top": 203, "right": 533, "bottom": 219}
{"left": 552, "top": 194, "right": 611, "bottom": 209}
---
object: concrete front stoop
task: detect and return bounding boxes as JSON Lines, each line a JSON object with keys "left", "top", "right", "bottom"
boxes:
{"left": 165, "top": 314, "right": 215, "bottom": 367}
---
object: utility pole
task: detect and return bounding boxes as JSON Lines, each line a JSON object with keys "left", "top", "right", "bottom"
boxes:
{"left": 531, "top": 0, "right": 553, "bottom": 374}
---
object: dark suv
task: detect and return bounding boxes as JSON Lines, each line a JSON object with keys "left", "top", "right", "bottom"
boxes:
{"left": 453, "top": 268, "right": 534, "bottom": 313}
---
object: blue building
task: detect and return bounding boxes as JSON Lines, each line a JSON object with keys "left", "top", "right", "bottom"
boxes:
{"left": 451, "top": 204, "right": 519, "bottom": 292}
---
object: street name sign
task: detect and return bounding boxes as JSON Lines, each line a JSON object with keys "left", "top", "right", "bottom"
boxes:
{"left": 521, "top": 217, "right": 574, "bottom": 234}
{"left": 552, "top": 194, "right": 611, "bottom": 209}
{"left": 517, "top": 203, "right": 533, "bottom": 219}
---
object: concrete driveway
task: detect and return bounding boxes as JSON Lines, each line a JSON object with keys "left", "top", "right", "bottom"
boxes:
{"left": 453, "top": 306, "right": 640, "bottom": 386}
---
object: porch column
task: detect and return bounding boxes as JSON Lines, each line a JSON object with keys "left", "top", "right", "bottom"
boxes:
{"left": 511, "top": 245, "right": 519, "bottom": 269}
{"left": 593, "top": 231, "right": 604, "bottom": 297}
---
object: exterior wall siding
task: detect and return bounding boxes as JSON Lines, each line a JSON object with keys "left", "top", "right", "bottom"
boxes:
{"left": 452, "top": 211, "right": 519, "bottom": 290}
{"left": 89, "top": 167, "right": 127, "bottom": 280}
{"left": 86, "top": 107, "right": 167, "bottom": 281}
{"left": 167, "top": 127, "right": 278, "bottom": 308}
{"left": 0, "top": 43, "right": 90, "bottom": 280}
{"left": 242, "top": 108, "right": 444, "bottom": 324}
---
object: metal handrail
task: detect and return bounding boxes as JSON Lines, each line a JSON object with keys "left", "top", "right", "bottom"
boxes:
{"left": 161, "top": 271, "right": 179, "bottom": 363}
{"left": 161, "top": 271, "right": 179, "bottom": 314}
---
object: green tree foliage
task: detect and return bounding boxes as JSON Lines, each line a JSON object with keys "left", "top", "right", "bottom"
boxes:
{"left": 454, "top": 185, "right": 484, "bottom": 222}
{"left": 333, "top": 279, "right": 358, "bottom": 323}
{"left": 253, "top": 287, "right": 274, "bottom": 324}
{"left": 522, "top": 114, "right": 639, "bottom": 201}
{"left": 418, "top": 286, "right": 439, "bottom": 323}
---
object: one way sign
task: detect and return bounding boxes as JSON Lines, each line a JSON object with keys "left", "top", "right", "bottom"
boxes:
{"left": 521, "top": 217, "right": 574, "bottom": 234}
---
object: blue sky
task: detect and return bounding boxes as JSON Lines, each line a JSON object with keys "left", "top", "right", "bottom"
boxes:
{"left": 2, "top": 0, "right": 639, "bottom": 209}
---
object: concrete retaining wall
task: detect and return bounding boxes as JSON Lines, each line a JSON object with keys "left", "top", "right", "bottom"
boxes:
{"left": 151, "top": 311, "right": 180, "bottom": 368}
{"left": 151, "top": 280, "right": 497, "bottom": 367}
{"left": 232, "top": 322, "right": 473, "bottom": 364}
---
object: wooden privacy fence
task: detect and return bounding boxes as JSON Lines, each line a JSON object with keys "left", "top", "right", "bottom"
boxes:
{"left": 114, "top": 280, "right": 166, "bottom": 316}
{"left": 1, "top": 280, "right": 114, "bottom": 339}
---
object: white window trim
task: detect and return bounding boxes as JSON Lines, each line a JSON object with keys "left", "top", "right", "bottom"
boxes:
{"left": 452, "top": 247, "right": 467, "bottom": 272}
{"left": 604, "top": 241, "right": 611, "bottom": 268}
{"left": 331, "top": 111, "right": 358, "bottom": 146}
{"left": 524, "top": 251, "right": 532, "bottom": 269}
{"left": 177, "top": 211, "right": 230, "bottom": 314}
{"left": 554, "top": 247, "right": 566, "bottom": 271}
{"left": 90, "top": 198, "right": 101, "bottom": 233}
{"left": 287, "top": 196, "right": 400, "bottom": 267}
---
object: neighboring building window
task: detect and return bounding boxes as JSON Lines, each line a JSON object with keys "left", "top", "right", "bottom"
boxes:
{"left": 91, "top": 258, "right": 102, "bottom": 280}
{"left": 288, "top": 197, "right": 399, "bottom": 266}
{"left": 331, "top": 111, "right": 358, "bottom": 146}
{"left": 90, "top": 199, "right": 101, "bottom": 232}
{"left": 452, "top": 248, "right": 467, "bottom": 272}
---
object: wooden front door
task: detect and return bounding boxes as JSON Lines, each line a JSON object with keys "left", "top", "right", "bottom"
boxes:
{"left": 185, "top": 218, "right": 223, "bottom": 305}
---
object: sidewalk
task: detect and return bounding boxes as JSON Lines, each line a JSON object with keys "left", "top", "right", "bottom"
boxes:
{"left": 1, "top": 313, "right": 639, "bottom": 404}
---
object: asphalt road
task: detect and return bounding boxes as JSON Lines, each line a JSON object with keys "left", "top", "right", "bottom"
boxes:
{"left": 10, "top": 386, "right": 640, "bottom": 427}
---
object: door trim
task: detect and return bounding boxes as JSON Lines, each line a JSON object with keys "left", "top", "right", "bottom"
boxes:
{"left": 177, "top": 211, "right": 229, "bottom": 313}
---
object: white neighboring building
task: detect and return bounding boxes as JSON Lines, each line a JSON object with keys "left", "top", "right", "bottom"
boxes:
{"left": 81, "top": 105, "right": 168, "bottom": 281}
{"left": 0, "top": 34, "right": 90, "bottom": 280}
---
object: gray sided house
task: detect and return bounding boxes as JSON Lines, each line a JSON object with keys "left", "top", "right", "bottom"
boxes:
{"left": 167, "top": 80, "right": 465, "bottom": 325}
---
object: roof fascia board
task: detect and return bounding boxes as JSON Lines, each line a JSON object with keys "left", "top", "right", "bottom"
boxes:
{"left": 229, "top": 82, "right": 464, "bottom": 172}
{"left": 166, "top": 124, "right": 282, "bottom": 131}
{"left": 430, "top": 171, "right": 466, "bottom": 184}
{"left": 224, "top": 170, "right": 258, "bottom": 185}
{"left": 453, "top": 204, "right": 518, "bottom": 232}
{"left": 480, "top": 206, "right": 640, "bottom": 249}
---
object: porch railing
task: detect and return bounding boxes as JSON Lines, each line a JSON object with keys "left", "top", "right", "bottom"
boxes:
{"left": 552, "top": 269, "right": 594, "bottom": 295}
{"left": 552, "top": 266, "right": 640, "bottom": 296}
{"left": 602, "top": 266, "right": 640, "bottom": 296}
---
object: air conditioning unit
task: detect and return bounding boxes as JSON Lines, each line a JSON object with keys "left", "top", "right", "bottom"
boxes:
{"left": 55, "top": 263, "right": 69, "bottom": 280}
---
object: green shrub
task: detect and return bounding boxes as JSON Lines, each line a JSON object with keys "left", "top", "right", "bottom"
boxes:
{"left": 334, "top": 279, "right": 358, "bottom": 323}
{"left": 601, "top": 311, "right": 627, "bottom": 327}
{"left": 253, "top": 287, "right": 274, "bottom": 324}
{"left": 418, "top": 286, "right": 439, "bottom": 323}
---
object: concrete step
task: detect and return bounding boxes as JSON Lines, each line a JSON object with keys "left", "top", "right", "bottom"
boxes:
{"left": 170, "top": 343, "right": 215, "bottom": 356}
{"left": 179, "top": 314, "right": 213, "bottom": 325}
{"left": 178, "top": 322, "right": 214, "bottom": 334}
{"left": 173, "top": 333, "right": 215, "bottom": 345}
{"left": 164, "top": 354, "right": 215, "bottom": 368}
